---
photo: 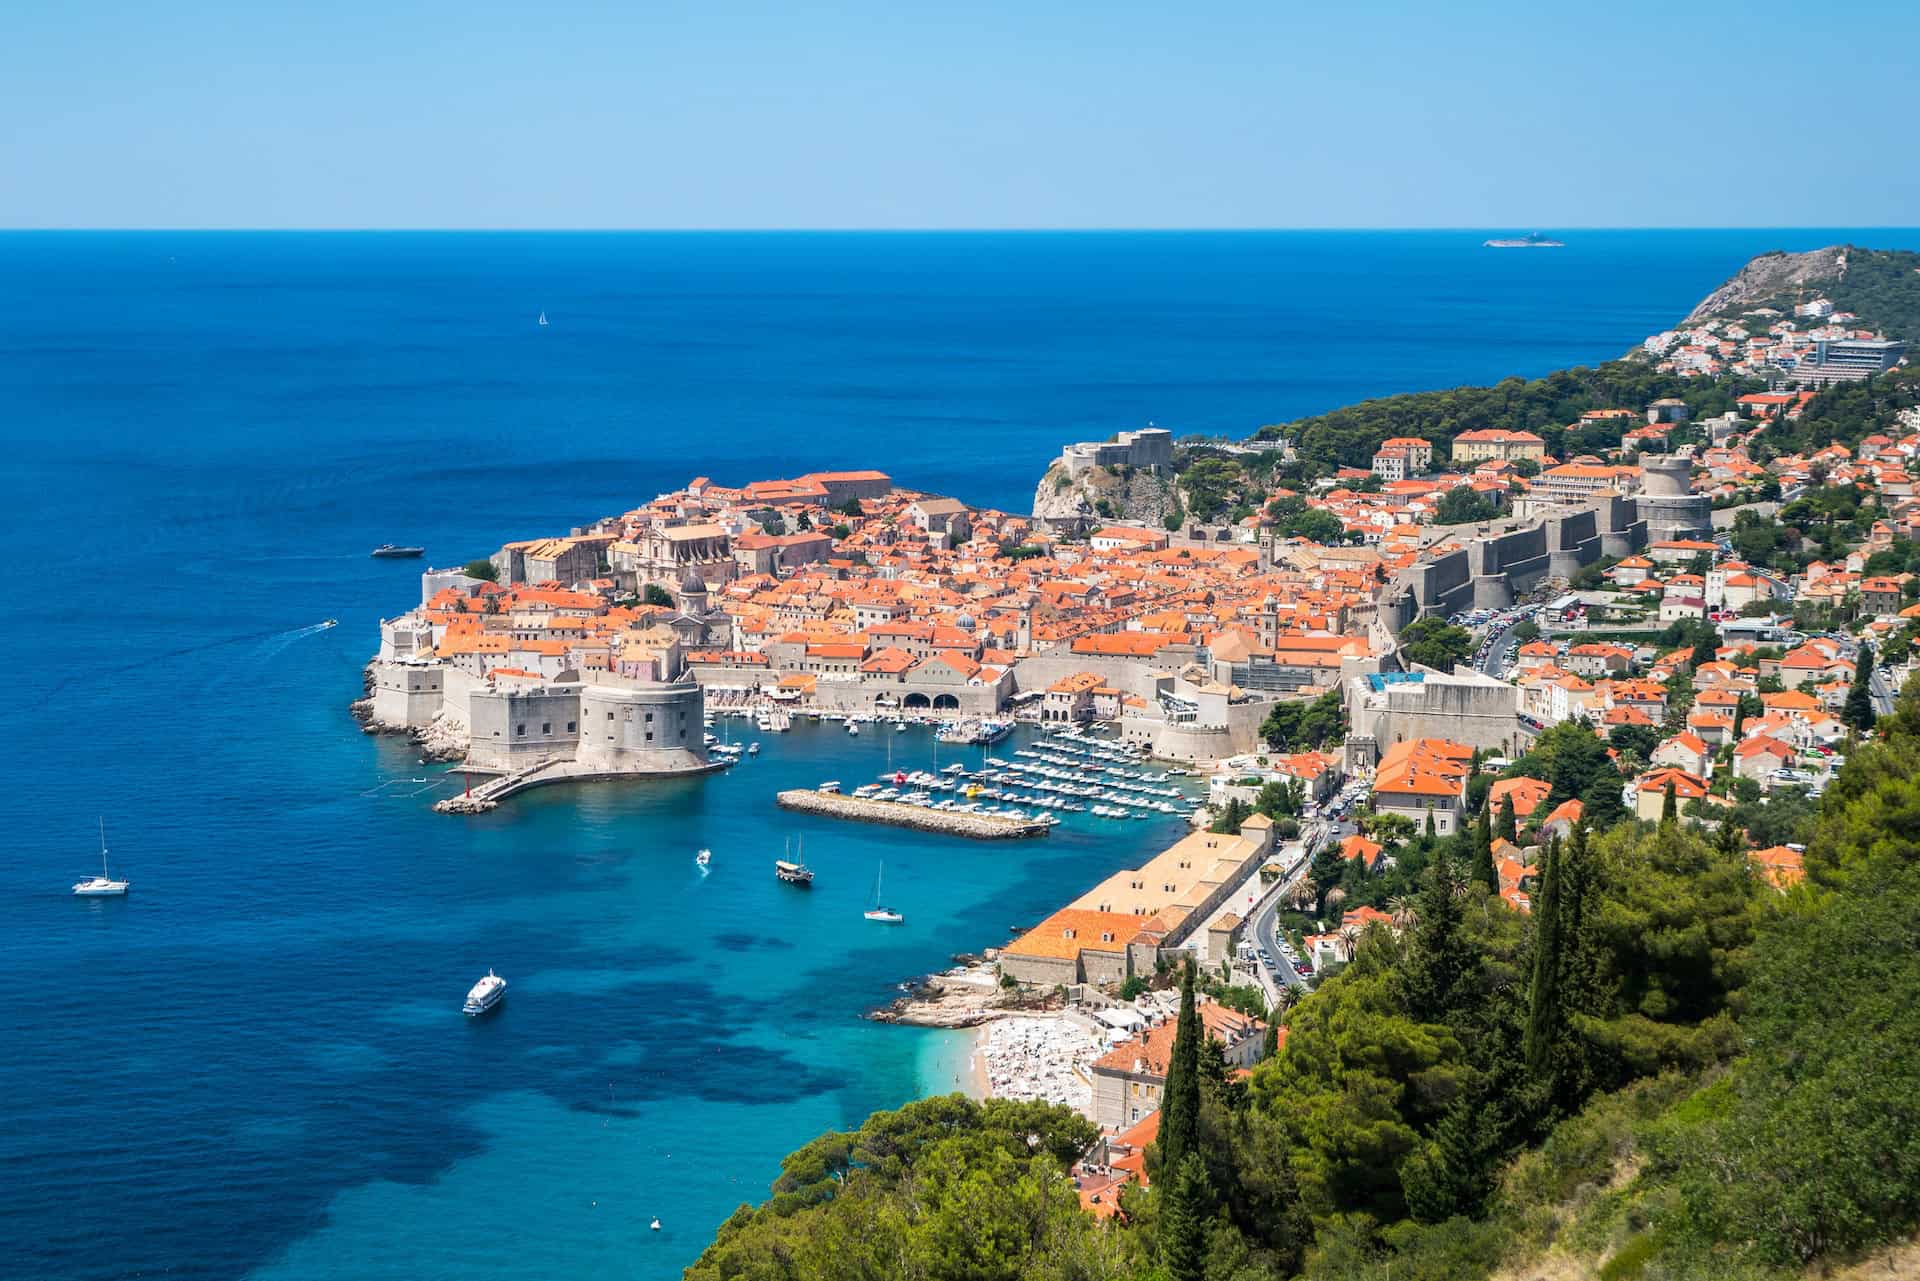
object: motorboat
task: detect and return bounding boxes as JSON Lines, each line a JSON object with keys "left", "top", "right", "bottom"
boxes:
{"left": 463, "top": 969, "right": 507, "bottom": 1016}
{"left": 73, "top": 818, "right": 129, "bottom": 897}
{"left": 746, "top": 742, "right": 760, "bottom": 755}
{"left": 370, "top": 544, "right": 426, "bottom": 559}
{"left": 695, "top": 848, "right": 712, "bottom": 869}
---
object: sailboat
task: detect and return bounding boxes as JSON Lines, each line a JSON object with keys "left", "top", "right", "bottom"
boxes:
{"left": 536, "top": 310, "right": 549, "bottom": 327}
{"left": 73, "top": 818, "right": 130, "bottom": 896}
{"left": 863, "top": 862, "right": 903, "bottom": 923}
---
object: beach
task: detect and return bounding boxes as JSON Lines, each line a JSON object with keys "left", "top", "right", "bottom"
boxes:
{"left": 974, "top": 1015, "right": 1104, "bottom": 1112}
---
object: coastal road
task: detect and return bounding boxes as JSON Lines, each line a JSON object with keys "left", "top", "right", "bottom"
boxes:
{"left": 1870, "top": 665, "right": 1897, "bottom": 719}
{"left": 1241, "top": 820, "right": 1332, "bottom": 1002}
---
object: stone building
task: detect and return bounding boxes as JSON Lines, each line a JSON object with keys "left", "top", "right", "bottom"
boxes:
{"left": 1090, "top": 1000, "right": 1266, "bottom": 1131}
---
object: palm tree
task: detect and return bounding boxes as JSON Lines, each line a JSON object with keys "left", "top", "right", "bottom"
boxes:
{"left": 1338, "top": 923, "right": 1362, "bottom": 960}
{"left": 1325, "top": 885, "right": 1348, "bottom": 913}
{"left": 1388, "top": 895, "right": 1418, "bottom": 930}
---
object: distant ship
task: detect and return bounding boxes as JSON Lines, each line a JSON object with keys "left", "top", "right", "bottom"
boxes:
{"left": 863, "top": 862, "right": 903, "bottom": 924}
{"left": 1484, "top": 232, "right": 1565, "bottom": 248}
{"left": 463, "top": 970, "right": 507, "bottom": 1017}
{"left": 370, "top": 544, "right": 426, "bottom": 559}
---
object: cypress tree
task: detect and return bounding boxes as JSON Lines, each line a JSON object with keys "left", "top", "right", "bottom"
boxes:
{"left": 1732, "top": 694, "right": 1747, "bottom": 739}
{"left": 1524, "top": 835, "right": 1564, "bottom": 1075}
{"left": 1471, "top": 802, "right": 1496, "bottom": 890}
{"left": 1158, "top": 1153, "right": 1211, "bottom": 1281}
{"left": 1661, "top": 779, "right": 1677, "bottom": 823}
{"left": 1424, "top": 808, "right": 1437, "bottom": 840}
{"left": 1844, "top": 643, "right": 1878, "bottom": 732}
{"left": 1498, "top": 793, "right": 1518, "bottom": 843}
{"left": 1154, "top": 957, "right": 1203, "bottom": 1178}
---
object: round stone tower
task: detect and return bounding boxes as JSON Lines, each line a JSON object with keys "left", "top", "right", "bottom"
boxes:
{"left": 1634, "top": 455, "right": 1712, "bottom": 544}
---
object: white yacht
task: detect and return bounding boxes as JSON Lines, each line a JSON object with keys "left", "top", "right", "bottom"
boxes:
{"left": 463, "top": 970, "right": 508, "bottom": 1017}
{"left": 73, "top": 819, "right": 129, "bottom": 897}
{"left": 863, "top": 862, "right": 904, "bottom": 924}
{"left": 695, "top": 848, "right": 712, "bottom": 869}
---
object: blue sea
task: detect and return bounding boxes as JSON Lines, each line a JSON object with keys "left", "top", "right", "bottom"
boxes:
{"left": 1, "top": 229, "right": 1906, "bottom": 1281}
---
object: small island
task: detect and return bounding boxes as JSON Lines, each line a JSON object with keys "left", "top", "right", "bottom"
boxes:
{"left": 1484, "top": 232, "right": 1566, "bottom": 247}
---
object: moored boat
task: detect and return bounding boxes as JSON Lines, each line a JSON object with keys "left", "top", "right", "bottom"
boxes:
{"left": 775, "top": 859, "right": 814, "bottom": 887}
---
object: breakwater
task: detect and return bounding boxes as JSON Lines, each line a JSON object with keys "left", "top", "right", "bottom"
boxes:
{"left": 775, "top": 789, "right": 1052, "bottom": 839}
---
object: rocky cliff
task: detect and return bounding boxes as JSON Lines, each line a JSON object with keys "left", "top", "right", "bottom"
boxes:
{"left": 1682, "top": 245, "right": 1849, "bottom": 323}
{"left": 1031, "top": 459, "right": 1179, "bottom": 529}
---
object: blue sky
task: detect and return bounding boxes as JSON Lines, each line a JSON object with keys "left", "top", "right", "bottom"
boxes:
{"left": 5, "top": 0, "right": 1915, "bottom": 229}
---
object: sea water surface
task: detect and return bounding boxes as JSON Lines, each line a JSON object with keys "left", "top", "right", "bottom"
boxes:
{"left": 1, "top": 229, "right": 1905, "bottom": 1281}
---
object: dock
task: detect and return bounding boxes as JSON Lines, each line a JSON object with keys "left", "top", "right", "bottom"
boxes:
{"left": 775, "top": 789, "right": 1051, "bottom": 839}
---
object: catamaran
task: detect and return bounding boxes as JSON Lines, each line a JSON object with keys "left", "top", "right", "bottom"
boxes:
{"left": 72, "top": 818, "right": 129, "bottom": 896}
{"left": 863, "top": 862, "right": 903, "bottom": 923}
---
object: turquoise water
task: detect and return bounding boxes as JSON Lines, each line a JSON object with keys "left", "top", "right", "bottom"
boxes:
{"left": 5, "top": 229, "right": 1910, "bottom": 1280}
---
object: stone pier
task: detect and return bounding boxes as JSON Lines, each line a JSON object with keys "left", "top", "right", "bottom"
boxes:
{"left": 776, "top": 789, "right": 1051, "bottom": 839}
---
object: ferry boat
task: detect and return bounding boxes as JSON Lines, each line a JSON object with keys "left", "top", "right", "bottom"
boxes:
{"left": 463, "top": 969, "right": 507, "bottom": 1016}
{"left": 72, "top": 818, "right": 130, "bottom": 897}
{"left": 370, "top": 544, "right": 426, "bottom": 559}
{"left": 775, "top": 859, "right": 814, "bottom": 887}
{"left": 1483, "top": 232, "right": 1564, "bottom": 248}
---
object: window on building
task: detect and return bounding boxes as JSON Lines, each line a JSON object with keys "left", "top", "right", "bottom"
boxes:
{"left": 515, "top": 724, "right": 525, "bottom": 737}
{"left": 645, "top": 732, "right": 653, "bottom": 742}
{"left": 566, "top": 722, "right": 575, "bottom": 733}
{"left": 541, "top": 722, "right": 551, "bottom": 735}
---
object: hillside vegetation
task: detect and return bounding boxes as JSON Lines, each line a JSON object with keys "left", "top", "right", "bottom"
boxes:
{"left": 1686, "top": 245, "right": 1920, "bottom": 340}
{"left": 1245, "top": 245, "right": 1920, "bottom": 473}
{"left": 685, "top": 683, "right": 1920, "bottom": 1281}
{"left": 1251, "top": 366, "right": 1752, "bottom": 470}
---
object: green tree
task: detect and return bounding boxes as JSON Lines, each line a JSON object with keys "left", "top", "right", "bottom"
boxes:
{"left": 462, "top": 558, "right": 498, "bottom": 582}
{"left": 1661, "top": 779, "right": 1677, "bottom": 824}
{"left": 1471, "top": 803, "right": 1496, "bottom": 889}
{"left": 1843, "top": 642, "right": 1878, "bottom": 732}
{"left": 1152, "top": 959, "right": 1204, "bottom": 1180}
{"left": 1434, "top": 486, "right": 1499, "bottom": 525}
{"left": 1157, "top": 1153, "right": 1211, "bottom": 1281}
{"left": 642, "top": 582, "right": 675, "bottom": 608}
{"left": 1398, "top": 617, "right": 1474, "bottom": 672}
{"left": 1210, "top": 797, "right": 1251, "bottom": 834}
{"left": 1395, "top": 854, "right": 1481, "bottom": 1025}
{"left": 1497, "top": 794, "right": 1517, "bottom": 844}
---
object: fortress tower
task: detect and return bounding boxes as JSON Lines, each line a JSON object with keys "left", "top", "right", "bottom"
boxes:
{"left": 1634, "top": 455, "right": 1712, "bottom": 544}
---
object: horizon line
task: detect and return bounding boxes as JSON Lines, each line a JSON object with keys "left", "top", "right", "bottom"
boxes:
{"left": 3, "top": 224, "right": 1918, "bottom": 235}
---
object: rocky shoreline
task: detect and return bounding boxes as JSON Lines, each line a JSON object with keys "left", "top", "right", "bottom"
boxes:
{"left": 349, "top": 665, "right": 468, "bottom": 763}
{"left": 869, "top": 955, "right": 1059, "bottom": 1028}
